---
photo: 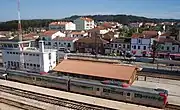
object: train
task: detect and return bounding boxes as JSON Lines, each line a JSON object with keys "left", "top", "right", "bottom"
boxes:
{"left": 0, "top": 68, "right": 168, "bottom": 108}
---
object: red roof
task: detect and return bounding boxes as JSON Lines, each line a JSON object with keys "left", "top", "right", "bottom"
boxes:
{"left": 158, "top": 37, "right": 180, "bottom": 44}
{"left": 41, "top": 30, "right": 58, "bottom": 36}
{"left": 53, "top": 59, "right": 137, "bottom": 81}
{"left": 142, "top": 31, "right": 158, "bottom": 36}
{"left": 132, "top": 31, "right": 158, "bottom": 38}
{"left": 131, "top": 33, "right": 144, "bottom": 38}
{"left": 80, "top": 17, "right": 93, "bottom": 22}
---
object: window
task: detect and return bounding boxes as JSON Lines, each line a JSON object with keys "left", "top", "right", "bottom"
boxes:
{"left": 127, "top": 93, "right": 130, "bottom": 96}
{"left": 127, "top": 45, "right": 130, "bottom": 49}
{"left": 115, "top": 44, "right": 117, "bottom": 48}
{"left": 16, "top": 52, "right": 18, "bottom": 54}
{"left": 30, "top": 64, "right": 32, "bottom": 66}
{"left": 143, "top": 46, "right": 146, "bottom": 50}
{"left": 7, "top": 52, "right": 9, "bottom": 54}
{"left": 29, "top": 54, "right": 32, "bottom": 56}
{"left": 49, "top": 53, "right": 51, "bottom": 59}
{"left": 133, "top": 46, "right": 136, "bottom": 49}
{"left": 123, "top": 44, "right": 125, "bottom": 48}
{"left": 67, "top": 43, "right": 71, "bottom": 47}
{"left": 138, "top": 46, "right": 140, "bottom": 49}
{"left": 111, "top": 44, "right": 113, "bottom": 47}
{"left": 97, "top": 88, "right": 100, "bottom": 91}
{"left": 10, "top": 52, "right": 12, "bottom": 54}
{"left": 37, "top": 64, "right": 40, "bottom": 67}
{"left": 138, "top": 39, "right": 141, "bottom": 43}
{"left": 13, "top": 52, "right": 15, "bottom": 54}
{"left": 64, "top": 42, "right": 66, "bottom": 45}
{"left": 27, "top": 63, "right": 29, "bottom": 66}
{"left": 167, "top": 47, "right": 169, "bottom": 50}
{"left": 36, "top": 54, "right": 39, "bottom": 56}
{"left": 48, "top": 42, "right": 51, "bottom": 45}
{"left": 33, "top": 64, "right": 36, "bottom": 67}
{"left": 172, "top": 47, "right": 175, "bottom": 50}
{"left": 161, "top": 46, "right": 164, "bottom": 50}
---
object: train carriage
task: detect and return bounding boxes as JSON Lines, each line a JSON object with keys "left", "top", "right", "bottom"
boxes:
{"left": 70, "top": 79, "right": 168, "bottom": 108}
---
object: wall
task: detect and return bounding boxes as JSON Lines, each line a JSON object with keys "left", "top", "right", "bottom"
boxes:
{"left": 65, "top": 23, "right": 76, "bottom": 30}
{"left": 74, "top": 18, "right": 85, "bottom": 30}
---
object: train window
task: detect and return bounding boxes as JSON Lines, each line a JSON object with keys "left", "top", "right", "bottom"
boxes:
{"left": 135, "top": 93, "right": 142, "bottom": 98}
{"left": 127, "top": 93, "right": 130, "bottom": 96}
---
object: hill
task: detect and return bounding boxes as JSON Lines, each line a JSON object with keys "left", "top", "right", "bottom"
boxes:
{"left": 0, "top": 14, "right": 180, "bottom": 31}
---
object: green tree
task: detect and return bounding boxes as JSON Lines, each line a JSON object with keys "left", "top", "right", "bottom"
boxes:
{"left": 151, "top": 40, "right": 161, "bottom": 63}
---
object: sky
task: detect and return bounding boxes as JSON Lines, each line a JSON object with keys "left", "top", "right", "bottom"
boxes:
{"left": 1, "top": 0, "right": 180, "bottom": 21}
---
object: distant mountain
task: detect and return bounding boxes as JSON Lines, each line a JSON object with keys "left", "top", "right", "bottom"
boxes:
{"left": 0, "top": 14, "right": 180, "bottom": 31}
{"left": 62, "top": 14, "right": 180, "bottom": 24}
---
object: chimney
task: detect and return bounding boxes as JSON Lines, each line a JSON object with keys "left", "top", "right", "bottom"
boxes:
{"left": 39, "top": 40, "right": 44, "bottom": 52}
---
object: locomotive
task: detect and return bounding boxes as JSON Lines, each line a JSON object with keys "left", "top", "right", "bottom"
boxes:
{"left": 0, "top": 69, "right": 168, "bottom": 108}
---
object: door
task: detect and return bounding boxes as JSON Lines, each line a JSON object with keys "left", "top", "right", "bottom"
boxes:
{"left": 96, "top": 87, "right": 102, "bottom": 96}
{"left": 126, "top": 92, "right": 133, "bottom": 101}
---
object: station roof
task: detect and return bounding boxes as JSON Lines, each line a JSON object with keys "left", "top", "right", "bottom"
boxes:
{"left": 53, "top": 59, "right": 138, "bottom": 81}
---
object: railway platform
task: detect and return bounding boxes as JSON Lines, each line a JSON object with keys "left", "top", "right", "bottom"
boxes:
{"left": 0, "top": 79, "right": 160, "bottom": 110}
{"left": 133, "top": 79, "right": 180, "bottom": 106}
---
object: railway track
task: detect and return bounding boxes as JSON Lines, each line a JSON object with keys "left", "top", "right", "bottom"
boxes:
{"left": 0, "top": 97, "right": 44, "bottom": 110}
{"left": 165, "top": 104, "right": 180, "bottom": 110}
{"left": 0, "top": 85, "right": 115, "bottom": 110}
{"left": 138, "top": 72, "right": 180, "bottom": 80}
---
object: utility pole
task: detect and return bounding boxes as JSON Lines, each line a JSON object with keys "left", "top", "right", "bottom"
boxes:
{"left": 94, "top": 32, "right": 98, "bottom": 58}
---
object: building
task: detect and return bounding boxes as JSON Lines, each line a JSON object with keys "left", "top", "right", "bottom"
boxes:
{"left": 131, "top": 31, "right": 158, "bottom": 57}
{"left": 49, "top": 22, "right": 76, "bottom": 31}
{"left": 40, "top": 30, "right": 66, "bottom": 49}
{"left": 0, "top": 37, "right": 57, "bottom": 73}
{"left": 87, "top": 26, "right": 109, "bottom": 36}
{"left": 53, "top": 59, "right": 138, "bottom": 84}
{"left": 52, "top": 37, "right": 78, "bottom": 52}
{"left": 75, "top": 37, "right": 109, "bottom": 54}
{"left": 109, "top": 38, "right": 131, "bottom": 55}
{"left": 67, "top": 31, "right": 88, "bottom": 38}
{"left": 74, "top": 17, "right": 95, "bottom": 30}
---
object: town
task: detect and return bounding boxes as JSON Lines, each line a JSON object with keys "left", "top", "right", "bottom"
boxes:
{"left": 0, "top": 0, "right": 180, "bottom": 110}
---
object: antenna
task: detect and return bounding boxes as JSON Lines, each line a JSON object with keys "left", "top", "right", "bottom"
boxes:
{"left": 17, "top": 0, "right": 22, "bottom": 41}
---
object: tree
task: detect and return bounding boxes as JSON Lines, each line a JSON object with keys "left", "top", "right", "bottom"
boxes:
{"left": 151, "top": 40, "right": 161, "bottom": 63}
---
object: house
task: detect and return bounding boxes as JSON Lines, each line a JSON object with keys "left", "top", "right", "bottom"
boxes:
{"left": 129, "top": 22, "right": 143, "bottom": 28}
{"left": 66, "top": 31, "right": 88, "bottom": 38}
{"left": 109, "top": 38, "right": 131, "bottom": 55}
{"left": 49, "top": 22, "right": 76, "bottom": 31}
{"left": 75, "top": 37, "right": 109, "bottom": 54}
{"left": 74, "top": 17, "right": 95, "bottom": 30}
{"left": 52, "top": 37, "right": 78, "bottom": 52}
{"left": 131, "top": 31, "right": 159, "bottom": 57}
{"left": 87, "top": 26, "right": 109, "bottom": 37}
{"left": 40, "top": 30, "right": 66, "bottom": 49}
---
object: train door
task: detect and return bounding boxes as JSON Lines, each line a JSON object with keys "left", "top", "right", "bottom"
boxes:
{"left": 126, "top": 92, "right": 133, "bottom": 101}
{"left": 96, "top": 87, "right": 102, "bottom": 96}
{"left": 32, "top": 76, "right": 36, "bottom": 84}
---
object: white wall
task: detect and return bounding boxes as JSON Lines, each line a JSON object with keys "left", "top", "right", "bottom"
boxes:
{"left": 65, "top": 22, "right": 76, "bottom": 30}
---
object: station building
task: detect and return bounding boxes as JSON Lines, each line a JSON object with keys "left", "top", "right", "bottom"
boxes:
{"left": 0, "top": 37, "right": 57, "bottom": 73}
{"left": 53, "top": 59, "right": 139, "bottom": 84}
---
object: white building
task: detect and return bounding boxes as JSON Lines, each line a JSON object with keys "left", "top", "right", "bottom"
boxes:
{"left": 74, "top": 17, "right": 95, "bottom": 30}
{"left": 1, "top": 38, "right": 57, "bottom": 73}
{"left": 49, "top": 22, "right": 76, "bottom": 31}
{"left": 50, "top": 37, "right": 78, "bottom": 52}
{"left": 131, "top": 33, "right": 156, "bottom": 57}
{"left": 67, "top": 31, "right": 88, "bottom": 38}
{"left": 41, "top": 30, "right": 66, "bottom": 49}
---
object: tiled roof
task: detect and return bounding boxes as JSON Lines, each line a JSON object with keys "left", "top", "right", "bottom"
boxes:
{"left": 71, "top": 31, "right": 85, "bottom": 35}
{"left": 23, "top": 33, "right": 38, "bottom": 40}
{"left": 102, "top": 31, "right": 115, "bottom": 41}
{"left": 142, "top": 31, "right": 158, "bottom": 36}
{"left": 53, "top": 37, "right": 78, "bottom": 41}
{"left": 160, "top": 32, "right": 171, "bottom": 36}
{"left": 53, "top": 59, "right": 137, "bottom": 81}
{"left": 41, "top": 30, "right": 58, "bottom": 36}
{"left": 158, "top": 37, "right": 180, "bottom": 44}
{"left": 80, "top": 17, "right": 93, "bottom": 21}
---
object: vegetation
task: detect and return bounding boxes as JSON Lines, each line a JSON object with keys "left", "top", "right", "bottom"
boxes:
{"left": 151, "top": 40, "right": 161, "bottom": 63}
{"left": 0, "top": 14, "right": 180, "bottom": 31}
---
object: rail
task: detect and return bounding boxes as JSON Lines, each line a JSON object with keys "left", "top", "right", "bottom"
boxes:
{"left": 165, "top": 104, "right": 180, "bottom": 110}
{"left": 0, "top": 97, "right": 44, "bottom": 110}
{"left": 0, "top": 85, "right": 115, "bottom": 110}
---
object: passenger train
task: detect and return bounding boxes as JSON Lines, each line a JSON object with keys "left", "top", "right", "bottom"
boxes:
{"left": 0, "top": 69, "right": 168, "bottom": 108}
